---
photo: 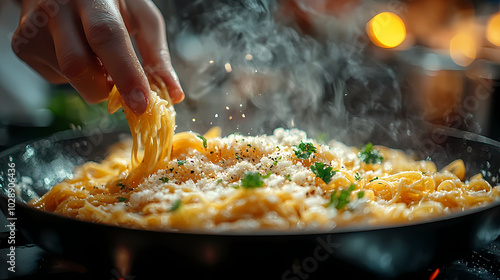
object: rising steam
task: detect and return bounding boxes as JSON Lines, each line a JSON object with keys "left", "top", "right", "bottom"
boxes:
{"left": 167, "top": 0, "right": 419, "bottom": 147}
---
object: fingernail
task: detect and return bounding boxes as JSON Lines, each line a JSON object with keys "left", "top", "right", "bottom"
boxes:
{"left": 170, "top": 88, "right": 185, "bottom": 103}
{"left": 123, "top": 88, "right": 148, "bottom": 115}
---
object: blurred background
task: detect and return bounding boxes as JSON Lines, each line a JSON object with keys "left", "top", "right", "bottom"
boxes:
{"left": 1, "top": 0, "right": 500, "bottom": 149}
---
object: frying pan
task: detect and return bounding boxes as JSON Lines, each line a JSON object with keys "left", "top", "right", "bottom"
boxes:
{"left": 1, "top": 125, "right": 500, "bottom": 279}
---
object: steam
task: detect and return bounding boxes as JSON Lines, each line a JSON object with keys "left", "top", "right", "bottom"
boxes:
{"left": 168, "top": 0, "right": 418, "bottom": 146}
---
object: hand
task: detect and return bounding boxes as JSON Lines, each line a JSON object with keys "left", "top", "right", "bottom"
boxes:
{"left": 11, "top": 0, "right": 184, "bottom": 115}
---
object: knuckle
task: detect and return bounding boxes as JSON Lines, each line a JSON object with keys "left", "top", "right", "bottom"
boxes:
{"left": 10, "top": 28, "right": 29, "bottom": 56}
{"left": 86, "top": 17, "right": 124, "bottom": 48}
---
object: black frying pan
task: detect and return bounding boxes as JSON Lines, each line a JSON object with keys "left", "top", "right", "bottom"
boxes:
{"left": 1, "top": 126, "right": 500, "bottom": 279}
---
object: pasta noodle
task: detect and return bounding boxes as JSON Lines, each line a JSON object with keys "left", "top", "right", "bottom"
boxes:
{"left": 29, "top": 79, "right": 500, "bottom": 231}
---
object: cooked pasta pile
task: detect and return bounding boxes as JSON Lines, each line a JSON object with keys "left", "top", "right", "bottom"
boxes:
{"left": 30, "top": 81, "right": 500, "bottom": 231}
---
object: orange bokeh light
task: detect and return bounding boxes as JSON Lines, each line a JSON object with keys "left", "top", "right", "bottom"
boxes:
{"left": 487, "top": 13, "right": 500, "bottom": 46}
{"left": 367, "top": 12, "right": 407, "bottom": 48}
{"left": 449, "top": 32, "right": 476, "bottom": 67}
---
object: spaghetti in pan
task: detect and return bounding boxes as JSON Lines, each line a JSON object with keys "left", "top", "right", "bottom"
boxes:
{"left": 29, "top": 77, "right": 500, "bottom": 231}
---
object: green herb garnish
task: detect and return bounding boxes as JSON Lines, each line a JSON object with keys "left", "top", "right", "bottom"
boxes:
{"left": 117, "top": 197, "right": 128, "bottom": 202}
{"left": 116, "top": 181, "right": 126, "bottom": 190}
{"left": 310, "top": 162, "right": 338, "bottom": 184}
{"left": 369, "top": 177, "right": 379, "bottom": 182}
{"left": 197, "top": 135, "right": 207, "bottom": 148}
{"left": 160, "top": 177, "right": 169, "bottom": 183}
{"left": 240, "top": 171, "right": 271, "bottom": 189}
{"left": 170, "top": 199, "right": 182, "bottom": 212}
{"left": 355, "top": 172, "right": 362, "bottom": 181}
{"left": 358, "top": 191, "right": 365, "bottom": 198}
{"left": 177, "top": 160, "right": 186, "bottom": 166}
{"left": 285, "top": 174, "right": 291, "bottom": 181}
{"left": 293, "top": 141, "right": 317, "bottom": 159}
{"left": 328, "top": 184, "right": 356, "bottom": 210}
{"left": 358, "top": 143, "right": 383, "bottom": 164}
{"left": 216, "top": 179, "right": 223, "bottom": 184}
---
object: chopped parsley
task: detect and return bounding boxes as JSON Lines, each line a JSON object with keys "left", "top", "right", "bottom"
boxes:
{"left": 422, "top": 171, "right": 427, "bottom": 175}
{"left": 358, "top": 143, "right": 383, "bottom": 164}
{"left": 159, "top": 177, "right": 169, "bottom": 183}
{"left": 328, "top": 184, "right": 356, "bottom": 210}
{"left": 293, "top": 141, "right": 317, "bottom": 159}
{"left": 369, "top": 177, "right": 379, "bottom": 182}
{"left": 358, "top": 191, "right": 365, "bottom": 198}
{"left": 241, "top": 171, "right": 271, "bottom": 189}
{"left": 262, "top": 171, "right": 272, "bottom": 178}
{"left": 170, "top": 199, "right": 182, "bottom": 212}
{"left": 247, "top": 144, "right": 252, "bottom": 148}
{"left": 355, "top": 172, "right": 362, "bottom": 181}
{"left": 117, "top": 197, "right": 128, "bottom": 202}
{"left": 285, "top": 174, "right": 291, "bottom": 181}
{"left": 216, "top": 179, "right": 223, "bottom": 184}
{"left": 310, "top": 162, "right": 338, "bottom": 184}
{"left": 197, "top": 135, "right": 207, "bottom": 148}
{"left": 116, "top": 180, "right": 126, "bottom": 190}
{"left": 273, "top": 161, "right": 278, "bottom": 165}
{"left": 177, "top": 160, "right": 186, "bottom": 166}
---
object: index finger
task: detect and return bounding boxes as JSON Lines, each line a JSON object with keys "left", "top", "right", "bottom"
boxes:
{"left": 78, "top": 0, "right": 149, "bottom": 115}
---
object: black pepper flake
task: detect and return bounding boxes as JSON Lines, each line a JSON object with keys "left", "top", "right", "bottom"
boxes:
{"left": 169, "top": 168, "right": 174, "bottom": 172}
{"left": 190, "top": 170, "right": 195, "bottom": 174}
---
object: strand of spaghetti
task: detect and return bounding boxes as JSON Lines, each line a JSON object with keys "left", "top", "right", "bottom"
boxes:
{"left": 107, "top": 77, "right": 176, "bottom": 187}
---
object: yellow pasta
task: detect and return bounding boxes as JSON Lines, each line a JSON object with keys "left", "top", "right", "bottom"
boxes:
{"left": 29, "top": 78, "right": 500, "bottom": 231}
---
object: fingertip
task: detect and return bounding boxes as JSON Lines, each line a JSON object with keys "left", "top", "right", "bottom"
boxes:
{"left": 158, "top": 71, "right": 184, "bottom": 104}
{"left": 170, "top": 88, "right": 185, "bottom": 104}
{"left": 121, "top": 87, "right": 149, "bottom": 115}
